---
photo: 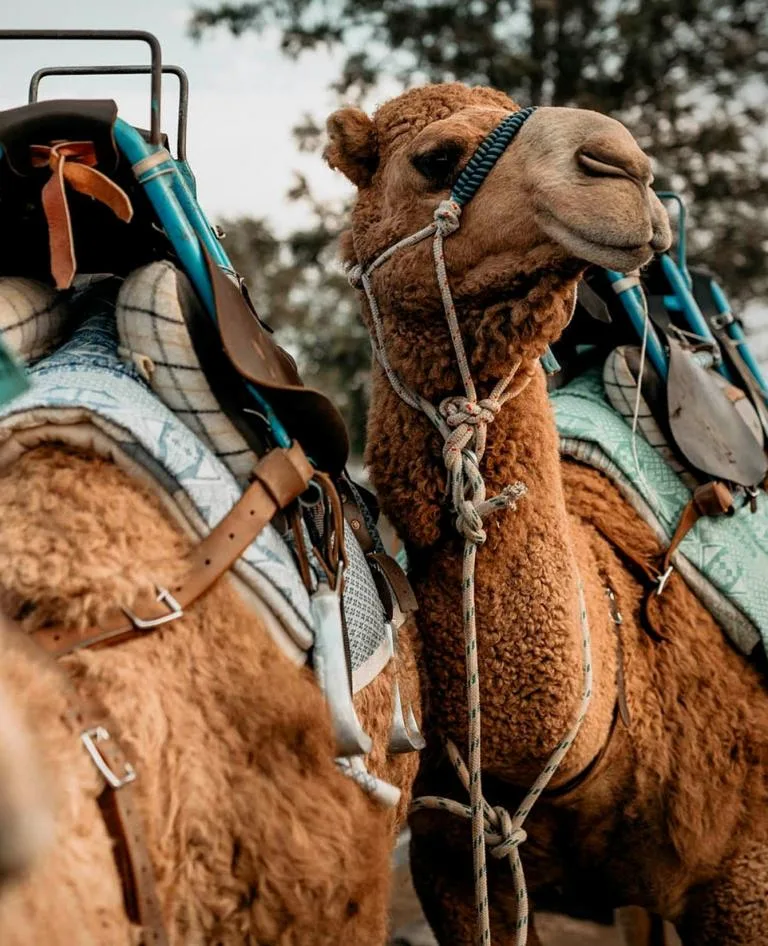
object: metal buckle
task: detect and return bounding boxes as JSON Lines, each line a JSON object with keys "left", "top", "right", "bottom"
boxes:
{"left": 656, "top": 565, "right": 674, "bottom": 596}
{"left": 81, "top": 727, "right": 137, "bottom": 790}
{"left": 122, "top": 584, "right": 183, "bottom": 630}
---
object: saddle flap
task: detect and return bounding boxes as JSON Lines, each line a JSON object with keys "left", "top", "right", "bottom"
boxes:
{"left": 666, "top": 336, "right": 768, "bottom": 487}
{"left": 201, "top": 247, "right": 350, "bottom": 473}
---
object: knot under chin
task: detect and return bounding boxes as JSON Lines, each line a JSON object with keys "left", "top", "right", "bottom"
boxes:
{"left": 439, "top": 395, "right": 501, "bottom": 428}
{"left": 488, "top": 806, "right": 527, "bottom": 860}
{"left": 434, "top": 199, "right": 462, "bottom": 237}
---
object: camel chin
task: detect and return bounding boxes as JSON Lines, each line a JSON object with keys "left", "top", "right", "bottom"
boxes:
{"left": 537, "top": 212, "right": 659, "bottom": 272}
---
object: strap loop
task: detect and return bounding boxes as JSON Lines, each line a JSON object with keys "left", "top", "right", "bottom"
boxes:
{"left": 30, "top": 141, "right": 134, "bottom": 289}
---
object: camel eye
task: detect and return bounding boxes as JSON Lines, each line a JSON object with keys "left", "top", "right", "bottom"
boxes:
{"left": 411, "top": 143, "right": 464, "bottom": 187}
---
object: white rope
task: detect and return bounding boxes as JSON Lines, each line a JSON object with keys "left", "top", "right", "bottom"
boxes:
{"left": 350, "top": 198, "right": 593, "bottom": 946}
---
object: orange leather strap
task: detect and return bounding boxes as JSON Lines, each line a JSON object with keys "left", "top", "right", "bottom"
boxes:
{"left": 32, "top": 443, "right": 313, "bottom": 657}
{"left": 28, "top": 443, "right": 312, "bottom": 942}
{"left": 591, "top": 480, "right": 734, "bottom": 642}
{"left": 661, "top": 480, "right": 733, "bottom": 574}
{"left": 30, "top": 141, "right": 133, "bottom": 289}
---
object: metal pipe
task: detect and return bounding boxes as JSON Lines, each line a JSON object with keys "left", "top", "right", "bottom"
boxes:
{"left": 0, "top": 30, "right": 162, "bottom": 143}
{"left": 27, "top": 64, "right": 188, "bottom": 161}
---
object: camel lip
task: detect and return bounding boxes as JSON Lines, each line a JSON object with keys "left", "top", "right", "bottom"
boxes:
{"left": 537, "top": 209, "right": 657, "bottom": 269}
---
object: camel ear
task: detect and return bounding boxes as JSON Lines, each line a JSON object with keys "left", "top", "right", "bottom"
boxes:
{"left": 324, "top": 107, "right": 379, "bottom": 188}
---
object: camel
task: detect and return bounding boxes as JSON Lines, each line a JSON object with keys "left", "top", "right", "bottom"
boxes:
{"left": 326, "top": 82, "right": 768, "bottom": 945}
{"left": 0, "top": 615, "right": 54, "bottom": 886}
{"left": 0, "top": 436, "right": 420, "bottom": 940}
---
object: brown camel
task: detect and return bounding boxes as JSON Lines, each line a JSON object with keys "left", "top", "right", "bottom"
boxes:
{"left": 0, "top": 441, "right": 421, "bottom": 943}
{"left": 0, "top": 616, "right": 54, "bottom": 886}
{"left": 326, "top": 82, "right": 768, "bottom": 945}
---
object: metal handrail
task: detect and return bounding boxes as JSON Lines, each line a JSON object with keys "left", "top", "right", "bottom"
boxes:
{"left": 0, "top": 30, "right": 162, "bottom": 143}
{"left": 28, "top": 64, "right": 189, "bottom": 160}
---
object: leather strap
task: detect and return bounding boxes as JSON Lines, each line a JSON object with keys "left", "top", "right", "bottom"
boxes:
{"left": 590, "top": 481, "right": 733, "bottom": 642}
{"left": 30, "top": 141, "right": 133, "bottom": 289}
{"left": 543, "top": 702, "right": 620, "bottom": 799}
{"left": 368, "top": 552, "right": 418, "bottom": 617}
{"left": 661, "top": 480, "right": 733, "bottom": 574}
{"left": 336, "top": 476, "right": 419, "bottom": 622}
{"left": 32, "top": 443, "right": 313, "bottom": 656}
{"left": 63, "top": 698, "right": 168, "bottom": 945}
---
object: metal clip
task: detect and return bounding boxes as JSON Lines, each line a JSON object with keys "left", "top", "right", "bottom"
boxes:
{"left": 122, "top": 585, "right": 183, "bottom": 630}
{"left": 710, "top": 310, "right": 735, "bottom": 331}
{"left": 311, "top": 582, "right": 373, "bottom": 757}
{"left": 81, "top": 727, "right": 136, "bottom": 790}
{"left": 656, "top": 565, "right": 674, "bottom": 596}
{"left": 604, "top": 585, "right": 623, "bottom": 626}
{"left": 385, "top": 622, "right": 426, "bottom": 753}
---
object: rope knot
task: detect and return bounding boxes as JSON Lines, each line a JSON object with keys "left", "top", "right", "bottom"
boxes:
{"left": 434, "top": 199, "right": 462, "bottom": 237}
{"left": 346, "top": 262, "right": 364, "bottom": 289}
{"left": 439, "top": 395, "right": 500, "bottom": 428}
{"left": 487, "top": 806, "right": 527, "bottom": 860}
{"left": 455, "top": 498, "right": 486, "bottom": 545}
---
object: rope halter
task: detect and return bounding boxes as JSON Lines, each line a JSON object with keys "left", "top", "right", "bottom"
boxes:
{"left": 349, "top": 105, "right": 593, "bottom": 946}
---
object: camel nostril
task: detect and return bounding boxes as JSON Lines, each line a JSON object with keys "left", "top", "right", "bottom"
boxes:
{"left": 577, "top": 149, "right": 634, "bottom": 180}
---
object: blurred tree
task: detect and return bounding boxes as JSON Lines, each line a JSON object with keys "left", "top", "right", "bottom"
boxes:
{"left": 194, "top": 0, "right": 768, "bottom": 447}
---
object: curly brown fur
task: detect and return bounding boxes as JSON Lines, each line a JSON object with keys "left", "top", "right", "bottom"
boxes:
{"left": 0, "top": 446, "right": 420, "bottom": 944}
{"left": 330, "top": 82, "right": 768, "bottom": 944}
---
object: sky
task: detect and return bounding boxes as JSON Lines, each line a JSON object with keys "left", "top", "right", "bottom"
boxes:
{"left": 0, "top": 0, "right": 356, "bottom": 232}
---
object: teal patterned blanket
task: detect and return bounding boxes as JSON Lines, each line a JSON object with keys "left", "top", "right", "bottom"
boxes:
{"left": 551, "top": 368, "right": 768, "bottom": 655}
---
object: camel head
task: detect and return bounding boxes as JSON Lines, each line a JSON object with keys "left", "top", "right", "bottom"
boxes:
{"left": 326, "top": 83, "right": 671, "bottom": 385}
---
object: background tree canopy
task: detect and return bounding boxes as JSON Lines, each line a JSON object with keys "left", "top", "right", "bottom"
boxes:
{"left": 191, "top": 0, "right": 768, "bottom": 454}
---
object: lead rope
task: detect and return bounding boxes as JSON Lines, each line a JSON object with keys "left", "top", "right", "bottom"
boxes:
{"left": 347, "top": 108, "right": 592, "bottom": 946}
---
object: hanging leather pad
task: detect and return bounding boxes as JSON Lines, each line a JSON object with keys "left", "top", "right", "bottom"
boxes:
{"left": 200, "top": 245, "right": 350, "bottom": 474}
{"left": 666, "top": 336, "right": 768, "bottom": 487}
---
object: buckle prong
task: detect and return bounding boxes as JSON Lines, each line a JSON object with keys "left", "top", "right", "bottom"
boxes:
{"left": 81, "top": 727, "right": 136, "bottom": 790}
{"left": 656, "top": 565, "right": 674, "bottom": 596}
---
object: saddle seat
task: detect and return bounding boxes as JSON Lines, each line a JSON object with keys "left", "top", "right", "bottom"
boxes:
{"left": 558, "top": 269, "right": 768, "bottom": 494}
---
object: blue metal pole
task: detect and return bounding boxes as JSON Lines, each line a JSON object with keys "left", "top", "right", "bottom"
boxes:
{"left": 659, "top": 254, "right": 733, "bottom": 382}
{"left": 604, "top": 270, "right": 668, "bottom": 379}
{"left": 113, "top": 118, "right": 291, "bottom": 447}
{"left": 709, "top": 280, "right": 768, "bottom": 402}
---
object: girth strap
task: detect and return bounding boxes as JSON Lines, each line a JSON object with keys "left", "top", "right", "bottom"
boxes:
{"left": 32, "top": 443, "right": 313, "bottom": 657}
{"left": 63, "top": 699, "right": 168, "bottom": 946}
{"left": 26, "top": 442, "right": 313, "bottom": 943}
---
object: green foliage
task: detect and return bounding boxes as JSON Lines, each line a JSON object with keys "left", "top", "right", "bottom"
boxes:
{"left": 193, "top": 0, "right": 768, "bottom": 448}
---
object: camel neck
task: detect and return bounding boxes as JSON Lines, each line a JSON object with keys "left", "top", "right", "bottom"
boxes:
{"left": 366, "top": 354, "right": 615, "bottom": 782}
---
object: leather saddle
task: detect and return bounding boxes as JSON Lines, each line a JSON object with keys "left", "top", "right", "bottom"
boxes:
{"left": 0, "top": 99, "right": 351, "bottom": 475}
{"left": 553, "top": 266, "right": 768, "bottom": 491}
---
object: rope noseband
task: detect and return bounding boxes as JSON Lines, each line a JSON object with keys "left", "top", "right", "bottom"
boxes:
{"left": 349, "top": 107, "right": 593, "bottom": 946}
